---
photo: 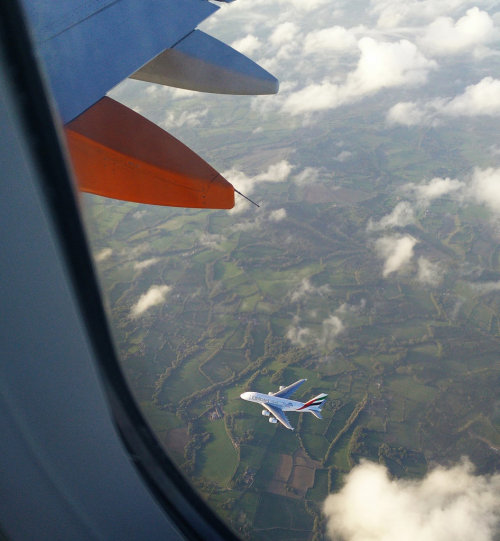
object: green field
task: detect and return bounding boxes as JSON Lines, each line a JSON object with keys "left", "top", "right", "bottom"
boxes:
{"left": 82, "top": 81, "right": 500, "bottom": 540}
{"left": 200, "top": 419, "right": 239, "bottom": 484}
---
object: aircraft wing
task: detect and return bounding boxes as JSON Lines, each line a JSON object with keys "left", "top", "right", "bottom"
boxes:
{"left": 65, "top": 97, "right": 234, "bottom": 209}
{"left": 19, "top": 0, "right": 279, "bottom": 210}
{"left": 20, "top": 0, "right": 217, "bottom": 124}
{"left": 263, "top": 404, "right": 294, "bottom": 430}
{"left": 20, "top": 0, "right": 278, "bottom": 124}
{"left": 272, "top": 379, "right": 307, "bottom": 399}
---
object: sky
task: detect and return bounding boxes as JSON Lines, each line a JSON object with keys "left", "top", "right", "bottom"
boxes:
{"left": 106, "top": 0, "right": 500, "bottom": 538}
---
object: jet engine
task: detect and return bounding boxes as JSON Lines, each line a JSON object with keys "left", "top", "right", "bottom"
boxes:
{"left": 261, "top": 410, "right": 270, "bottom": 416}
{"left": 269, "top": 417, "right": 278, "bottom": 424}
{"left": 279, "top": 386, "right": 285, "bottom": 391}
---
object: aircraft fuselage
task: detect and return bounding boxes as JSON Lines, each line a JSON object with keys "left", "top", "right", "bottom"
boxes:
{"left": 240, "top": 380, "right": 327, "bottom": 430}
{"left": 240, "top": 392, "right": 306, "bottom": 411}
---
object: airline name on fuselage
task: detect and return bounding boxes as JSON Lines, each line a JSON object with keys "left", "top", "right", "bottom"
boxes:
{"left": 240, "top": 392, "right": 298, "bottom": 411}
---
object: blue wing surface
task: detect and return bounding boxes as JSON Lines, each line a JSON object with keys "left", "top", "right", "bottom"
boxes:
{"left": 263, "top": 404, "right": 294, "bottom": 430}
{"left": 20, "top": 0, "right": 218, "bottom": 122}
{"left": 272, "top": 379, "right": 307, "bottom": 399}
{"left": 17, "top": 0, "right": 279, "bottom": 210}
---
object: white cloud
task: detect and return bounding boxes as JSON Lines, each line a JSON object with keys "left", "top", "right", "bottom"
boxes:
{"left": 145, "top": 84, "right": 163, "bottom": 96}
{"left": 198, "top": 232, "right": 227, "bottom": 250}
{"left": 132, "top": 210, "right": 148, "bottom": 220}
{"left": 443, "top": 77, "right": 500, "bottom": 117}
{"left": 224, "top": 160, "right": 293, "bottom": 213}
{"left": 250, "top": 78, "right": 302, "bottom": 115}
{"left": 256, "top": 161, "right": 293, "bottom": 182}
{"left": 268, "top": 208, "right": 287, "bottom": 222}
{"left": 417, "top": 256, "right": 443, "bottom": 286}
{"left": 144, "top": 84, "right": 195, "bottom": 100}
{"left": 133, "top": 258, "right": 160, "bottom": 271}
{"left": 285, "top": 300, "right": 365, "bottom": 350}
{"left": 161, "top": 108, "right": 208, "bottom": 129}
{"left": 318, "top": 315, "right": 344, "bottom": 349}
{"left": 283, "top": 38, "right": 436, "bottom": 115}
{"left": 289, "top": 278, "right": 331, "bottom": 302}
{"left": 286, "top": 316, "right": 311, "bottom": 347}
{"left": 375, "top": 235, "right": 418, "bottom": 276}
{"left": 349, "top": 38, "right": 435, "bottom": 94}
{"left": 324, "top": 459, "right": 500, "bottom": 541}
{"left": 282, "top": 80, "right": 340, "bottom": 115}
{"left": 393, "top": 168, "right": 500, "bottom": 225}
{"left": 231, "top": 206, "right": 290, "bottom": 231}
{"left": 388, "top": 78, "right": 500, "bottom": 126}
{"left": 95, "top": 248, "right": 112, "bottom": 262}
{"left": 403, "top": 176, "right": 464, "bottom": 204}
{"left": 470, "top": 280, "right": 500, "bottom": 294}
{"left": 367, "top": 197, "right": 447, "bottom": 283}
{"left": 386, "top": 100, "right": 437, "bottom": 126}
{"left": 419, "top": 8, "right": 495, "bottom": 56}
{"left": 336, "top": 299, "right": 366, "bottom": 315}
{"left": 130, "top": 285, "right": 171, "bottom": 318}
{"left": 286, "top": 313, "right": 344, "bottom": 350}
{"left": 303, "top": 26, "right": 358, "bottom": 55}
{"left": 370, "top": 0, "right": 470, "bottom": 28}
{"left": 280, "top": 0, "right": 331, "bottom": 11}
{"left": 335, "top": 150, "right": 353, "bottom": 162}
{"left": 469, "top": 167, "right": 500, "bottom": 213}
{"left": 231, "top": 34, "right": 262, "bottom": 56}
{"left": 269, "top": 22, "right": 300, "bottom": 46}
{"left": 168, "top": 87, "right": 198, "bottom": 99}
{"left": 368, "top": 201, "right": 415, "bottom": 231}
{"left": 293, "top": 167, "right": 321, "bottom": 185}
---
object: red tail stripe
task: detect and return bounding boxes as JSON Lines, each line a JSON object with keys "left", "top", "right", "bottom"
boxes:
{"left": 297, "top": 398, "right": 324, "bottom": 410}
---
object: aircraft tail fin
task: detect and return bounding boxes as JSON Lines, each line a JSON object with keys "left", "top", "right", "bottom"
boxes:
{"left": 298, "top": 393, "right": 328, "bottom": 412}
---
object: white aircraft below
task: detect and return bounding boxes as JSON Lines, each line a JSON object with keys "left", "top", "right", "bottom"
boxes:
{"left": 240, "top": 379, "right": 327, "bottom": 430}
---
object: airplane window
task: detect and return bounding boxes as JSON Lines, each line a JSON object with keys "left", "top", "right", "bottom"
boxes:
{"left": 79, "top": 1, "right": 500, "bottom": 539}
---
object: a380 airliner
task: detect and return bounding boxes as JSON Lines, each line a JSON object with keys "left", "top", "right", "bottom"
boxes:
{"left": 240, "top": 379, "right": 327, "bottom": 430}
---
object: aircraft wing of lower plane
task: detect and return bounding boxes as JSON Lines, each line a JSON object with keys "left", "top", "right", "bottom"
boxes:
{"left": 263, "top": 404, "right": 294, "bottom": 431}
{"left": 272, "top": 378, "right": 307, "bottom": 399}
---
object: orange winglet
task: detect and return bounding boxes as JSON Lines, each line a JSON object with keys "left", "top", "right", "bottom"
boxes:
{"left": 64, "top": 97, "right": 234, "bottom": 209}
